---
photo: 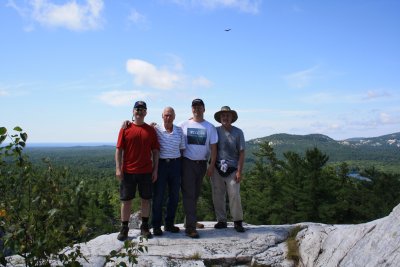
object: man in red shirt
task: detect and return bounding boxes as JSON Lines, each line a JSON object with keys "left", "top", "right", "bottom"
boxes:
{"left": 115, "top": 101, "right": 160, "bottom": 240}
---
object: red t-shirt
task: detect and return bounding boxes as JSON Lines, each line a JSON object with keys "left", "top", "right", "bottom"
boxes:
{"left": 116, "top": 123, "right": 160, "bottom": 174}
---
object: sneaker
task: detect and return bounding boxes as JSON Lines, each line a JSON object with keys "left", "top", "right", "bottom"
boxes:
{"left": 117, "top": 225, "right": 129, "bottom": 241}
{"left": 214, "top": 221, "right": 228, "bottom": 229}
{"left": 140, "top": 223, "right": 153, "bottom": 239}
{"left": 196, "top": 222, "right": 205, "bottom": 229}
{"left": 185, "top": 228, "right": 199, "bottom": 238}
{"left": 234, "top": 221, "right": 245, "bottom": 233}
{"left": 164, "top": 224, "right": 180, "bottom": 233}
{"left": 153, "top": 227, "right": 163, "bottom": 236}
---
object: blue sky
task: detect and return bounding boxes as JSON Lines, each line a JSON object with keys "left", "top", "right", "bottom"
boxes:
{"left": 1, "top": 0, "right": 399, "bottom": 143}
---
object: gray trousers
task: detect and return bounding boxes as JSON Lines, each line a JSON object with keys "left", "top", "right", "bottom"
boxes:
{"left": 210, "top": 167, "right": 243, "bottom": 222}
{"left": 181, "top": 158, "right": 207, "bottom": 229}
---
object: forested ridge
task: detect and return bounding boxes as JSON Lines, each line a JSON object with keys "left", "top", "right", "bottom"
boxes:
{"left": 1, "top": 127, "right": 400, "bottom": 265}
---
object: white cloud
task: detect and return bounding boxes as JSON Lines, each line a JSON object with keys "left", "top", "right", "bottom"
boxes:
{"left": 0, "top": 90, "right": 9, "bottom": 97}
{"left": 9, "top": 0, "right": 104, "bottom": 31}
{"left": 302, "top": 92, "right": 335, "bottom": 104}
{"left": 126, "top": 59, "right": 183, "bottom": 90}
{"left": 172, "top": 0, "right": 262, "bottom": 14}
{"left": 284, "top": 66, "right": 319, "bottom": 89}
{"left": 127, "top": 8, "right": 149, "bottom": 29}
{"left": 192, "top": 76, "right": 212, "bottom": 88}
{"left": 378, "top": 112, "right": 400, "bottom": 125}
{"left": 125, "top": 58, "right": 213, "bottom": 90}
{"left": 379, "top": 112, "right": 391, "bottom": 124}
{"left": 363, "top": 90, "right": 391, "bottom": 100}
{"left": 97, "top": 90, "right": 150, "bottom": 106}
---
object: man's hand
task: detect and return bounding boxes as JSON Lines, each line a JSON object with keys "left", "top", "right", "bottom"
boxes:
{"left": 152, "top": 169, "right": 158, "bottom": 183}
{"left": 206, "top": 165, "right": 214, "bottom": 177}
{"left": 116, "top": 169, "right": 123, "bottom": 181}
{"left": 121, "top": 120, "right": 131, "bottom": 129}
{"left": 235, "top": 171, "right": 242, "bottom": 183}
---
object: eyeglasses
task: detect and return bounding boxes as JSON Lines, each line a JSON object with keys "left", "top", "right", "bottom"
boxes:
{"left": 135, "top": 108, "right": 147, "bottom": 112}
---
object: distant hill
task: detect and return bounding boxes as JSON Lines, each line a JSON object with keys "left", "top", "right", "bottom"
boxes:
{"left": 24, "top": 132, "right": 400, "bottom": 173}
{"left": 245, "top": 132, "right": 400, "bottom": 173}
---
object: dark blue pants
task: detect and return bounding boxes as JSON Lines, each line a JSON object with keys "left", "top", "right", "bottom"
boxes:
{"left": 151, "top": 159, "right": 182, "bottom": 228}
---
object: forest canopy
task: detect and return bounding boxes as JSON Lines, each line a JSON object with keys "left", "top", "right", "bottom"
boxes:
{"left": 1, "top": 126, "right": 399, "bottom": 265}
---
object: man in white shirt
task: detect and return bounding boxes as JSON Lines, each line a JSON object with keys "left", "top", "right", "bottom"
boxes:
{"left": 179, "top": 99, "right": 218, "bottom": 238}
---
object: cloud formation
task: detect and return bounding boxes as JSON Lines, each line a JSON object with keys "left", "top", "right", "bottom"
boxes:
{"left": 8, "top": 0, "right": 104, "bottom": 31}
{"left": 126, "top": 58, "right": 212, "bottom": 91}
{"left": 284, "top": 66, "right": 319, "bottom": 89}
{"left": 127, "top": 8, "right": 149, "bottom": 29}
{"left": 98, "top": 90, "right": 150, "bottom": 106}
{"left": 126, "top": 59, "right": 183, "bottom": 90}
{"left": 363, "top": 90, "right": 391, "bottom": 100}
{"left": 192, "top": 76, "right": 212, "bottom": 88}
{"left": 0, "top": 90, "right": 9, "bottom": 97}
{"left": 172, "top": 0, "right": 262, "bottom": 14}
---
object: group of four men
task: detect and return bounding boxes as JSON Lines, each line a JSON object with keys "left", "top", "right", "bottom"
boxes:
{"left": 115, "top": 98, "right": 245, "bottom": 240}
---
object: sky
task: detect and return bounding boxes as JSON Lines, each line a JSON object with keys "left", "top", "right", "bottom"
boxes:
{"left": 1, "top": 0, "right": 399, "bottom": 144}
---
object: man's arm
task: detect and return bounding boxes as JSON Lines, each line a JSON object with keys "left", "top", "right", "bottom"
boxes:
{"left": 121, "top": 120, "right": 131, "bottom": 129}
{"left": 206, "top": 143, "right": 217, "bottom": 177}
{"left": 151, "top": 149, "right": 160, "bottom": 183}
{"left": 236, "top": 149, "right": 245, "bottom": 183}
{"left": 115, "top": 148, "right": 124, "bottom": 181}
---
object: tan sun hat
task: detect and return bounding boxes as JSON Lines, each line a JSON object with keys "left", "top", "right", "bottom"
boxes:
{"left": 214, "top": 106, "right": 238, "bottom": 123}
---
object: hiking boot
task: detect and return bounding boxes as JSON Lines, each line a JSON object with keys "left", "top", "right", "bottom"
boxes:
{"left": 164, "top": 224, "right": 180, "bottom": 233}
{"left": 140, "top": 223, "right": 153, "bottom": 239}
{"left": 153, "top": 227, "right": 163, "bottom": 236}
{"left": 185, "top": 228, "right": 199, "bottom": 238}
{"left": 214, "top": 221, "right": 228, "bottom": 229}
{"left": 117, "top": 225, "right": 129, "bottom": 241}
{"left": 196, "top": 222, "right": 205, "bottom": 229}
{"left": 234, "top": 221, "right": 245, "bottom": 233}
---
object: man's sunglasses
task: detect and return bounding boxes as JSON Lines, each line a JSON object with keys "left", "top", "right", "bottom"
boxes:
{"left": 135, "top": 108, "right": 147, "bottom": 112}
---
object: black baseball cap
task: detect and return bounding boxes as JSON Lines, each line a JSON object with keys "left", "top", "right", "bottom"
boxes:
{"left": 192, "top": 98, "right": 205, "bottom": 107}
{"left": 134, "top": 101, "right": 147, "bottom": 109}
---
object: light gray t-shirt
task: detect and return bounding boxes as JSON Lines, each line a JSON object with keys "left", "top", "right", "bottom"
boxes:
{"left": 216, "top": 125, "right": 245, "bottom": 168}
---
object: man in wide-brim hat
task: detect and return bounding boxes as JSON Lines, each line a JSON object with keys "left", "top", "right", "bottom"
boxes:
{"left": 214, "top": 106, "right": 238, "bottom": 124}
{"left": 211, "top": 106, "right": 246, "bottom": 233}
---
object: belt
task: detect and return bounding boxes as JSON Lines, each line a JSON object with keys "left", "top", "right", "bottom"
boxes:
{"left": 184, "top": 157, "right": 207, "bottom": 164}
{"left": 160, "top": 158, "right": 180, "bottom": 162}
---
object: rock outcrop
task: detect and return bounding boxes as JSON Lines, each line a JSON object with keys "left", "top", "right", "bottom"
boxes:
{"left": 297, "top": 204, "right": 400, "bottom": 267}
{"left": 7, "top": 204, "right": 400, "bottom": 266}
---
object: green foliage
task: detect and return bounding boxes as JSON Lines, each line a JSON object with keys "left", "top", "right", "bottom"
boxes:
{"left": 58, "top": 245, "right": 87, "bottom": 266}
{"left": 0, "top": 127, "right": 123, "bottom": 266}
{"left": 242, "top": 140, "right": 400, "bottom": 225}
{"left": 2, "top": 127, "right": 398, "bottom": 266}
{"left": 105, "top": 238, "right": 147, "bottom": 267}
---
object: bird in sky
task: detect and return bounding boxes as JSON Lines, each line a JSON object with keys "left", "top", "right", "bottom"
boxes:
{"left": 225, "top": 28, "right": 231, "bottom": 31}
